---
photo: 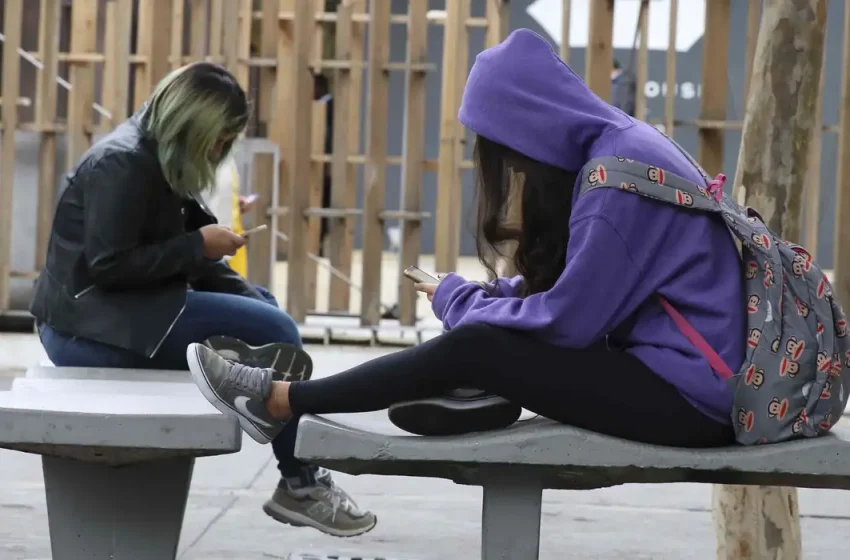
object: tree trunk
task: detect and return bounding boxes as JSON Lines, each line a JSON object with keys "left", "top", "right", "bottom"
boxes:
{"left": 717, "top": 0, "right": 828, "bottom": 559}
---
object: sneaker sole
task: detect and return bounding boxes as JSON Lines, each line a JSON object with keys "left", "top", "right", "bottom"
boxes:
{"left": 203, "top": 336, "right": 313, "bottom": 382}
{"left": 388, "top": 396, "right": 522, "bottom": 436}
{"left": 262, "top": 500, "right": 377, "bottom": 538}
{"left": 186, "top": 344, "right": 275, "bottom": 445}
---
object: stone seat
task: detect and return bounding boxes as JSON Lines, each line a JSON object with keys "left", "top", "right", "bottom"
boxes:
{"left": 294, "top": 414, "right": 850, "bottom": 560}
{"left": 0, "top": 366, "right": 241, "bottom": 560}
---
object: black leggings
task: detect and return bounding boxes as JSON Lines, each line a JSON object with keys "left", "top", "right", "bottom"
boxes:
{"left": 289, "top": 323, "right": 735, "bottom": 448}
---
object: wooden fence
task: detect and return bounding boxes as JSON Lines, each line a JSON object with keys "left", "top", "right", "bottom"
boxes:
{"left": 0, "top": 0, "right": 848, "bottom": 329}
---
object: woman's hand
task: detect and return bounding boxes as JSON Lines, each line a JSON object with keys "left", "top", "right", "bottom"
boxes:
{"left": 199, "top": 224, "right": 246, "bottom": 260}
{"left": 414, "top": 282, "right": 438, "bottom": 302}
{"left": 238, "top": 195, "right": 256, "bottom": 214}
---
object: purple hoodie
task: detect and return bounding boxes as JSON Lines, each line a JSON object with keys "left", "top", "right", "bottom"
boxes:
{"left": 432, "top": 29, "right": 745, "bottom": 425}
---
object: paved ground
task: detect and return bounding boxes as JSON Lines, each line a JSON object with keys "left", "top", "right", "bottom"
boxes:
{"left": 2, "top": 335, "right": 850, "bottom": 559}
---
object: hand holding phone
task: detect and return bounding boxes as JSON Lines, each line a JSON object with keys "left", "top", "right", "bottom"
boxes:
{"left": 404, "top": 266, "right": 442, "bottom": 302}
{"left": 241, "top": 224, "right": 268, "bottom": 238}
{"left": 239, "top": 193, "right": 260, "bottom": 213}
{"left": 403, "top": 265, "right": 440, "bottom": 284}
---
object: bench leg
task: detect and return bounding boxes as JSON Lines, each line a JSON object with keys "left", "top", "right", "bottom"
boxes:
{"left": 480, "top": 471, "right": 543, "bottom": 560}
{"left": 42, "top": 456, "right": 195, "bottom": 560}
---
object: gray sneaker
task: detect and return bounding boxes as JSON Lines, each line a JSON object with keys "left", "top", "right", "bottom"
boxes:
{"left": 186, "top": 343, "right": 283, "bottom": 444}
{"left": 203, "top": 336, "right": 313, "bottom": 382}
{"left": 263, "top": 468, "right": 377, "bottom": 538}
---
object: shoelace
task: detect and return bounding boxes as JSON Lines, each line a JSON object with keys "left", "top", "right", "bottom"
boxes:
{"left": 312, "top": 470, "right": 355, "bottom": 522}
{"left": 229, "top": 361, "right": 273, "bottom": 395}
{"left": 325, "top": 480, "right": 355, "bottom": 522}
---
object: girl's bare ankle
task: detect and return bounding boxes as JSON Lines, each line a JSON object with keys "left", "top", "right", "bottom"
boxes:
{"left": 266, "top": 381, "right": 293, "bottom": 420}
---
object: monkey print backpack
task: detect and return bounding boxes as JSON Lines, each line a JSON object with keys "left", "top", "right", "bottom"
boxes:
{"left": 579, "top": 145, "right": 850, "bottom": 446}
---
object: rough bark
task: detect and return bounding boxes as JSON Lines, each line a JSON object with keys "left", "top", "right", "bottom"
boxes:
{"left": 717, "top": 1, "right": 828, "bottom": 559}
{"left": 731, "top": 0, "right": 828, "bottom": 245}
{"left": 713, "top": 485, "right": 802, "bottom": 559}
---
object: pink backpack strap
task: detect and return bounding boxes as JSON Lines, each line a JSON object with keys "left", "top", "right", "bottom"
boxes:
{"left": 657, "top": 296, "right": 735, "bottom": 380}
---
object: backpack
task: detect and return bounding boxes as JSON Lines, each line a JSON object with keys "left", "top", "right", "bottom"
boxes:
{"left": 578, "top": 139, "right": 850, "bottom": 445}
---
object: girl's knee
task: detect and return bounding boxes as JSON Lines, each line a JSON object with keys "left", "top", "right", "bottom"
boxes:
{"left": 447, "top": 323, "right": 499, "bottom": 339}
{"left": 254, "top": 285, "right": 280, "bottom": 308}
{"left": 267, "top": 311, "right": 302, "bottom": 348}
{"left": 437, "top": 323, "right": 500, "bottom": 348}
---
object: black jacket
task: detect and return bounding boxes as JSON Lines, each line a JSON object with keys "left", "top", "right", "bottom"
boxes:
{"left": 30, "top": 115, "right": 265, "bottom": 358}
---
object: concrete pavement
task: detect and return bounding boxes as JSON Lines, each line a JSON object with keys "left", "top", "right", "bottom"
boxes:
{"left": 2, "top": 337, "right": 850, "bottom": 559}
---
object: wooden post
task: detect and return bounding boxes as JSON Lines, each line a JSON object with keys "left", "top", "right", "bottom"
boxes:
{"left": 247, "top": 153, "right": 274, "bottom": 288}
{"left": 485, "top": 0, "right": 509, "bottom": 48}
{"left": 221, "top": 0, "right": 240, "bottom": 73}
{"left": 306, "top": 0, "right": 325, "bottom": 312}
{"left": 209, "top": 0, "right": 224, "bottom": 61}
{"left": 397, "top": 0, "right": 430, "bottom": 325}
{"left": 67, "top": 0, "right": 98, "bottom": 168}
{"left": 634, "top": 0, "right": 649, "bottom": 121}
{"left": 170, "top": 0, "right": 185, "bottom": 70}
{"left": 102, "top": 1, "right": 118, "bottom": 132}
{"left": 327, "top": 0, "right": 365, "bottom": 313}
{"left": 664, "top": 0, "right": 678, "bottom": 135}
{"left": 585, "top": 0, "right": 614, "bottom": 100}
{"left": 359, "top": 0, "right": 391, "bottom": 326}
{"left": 235, "top": 0, "right": 253, "bottom": 89}
{"left": 833, "top": 2, "right": 850, "bottom": 309}
{"left": 190, "top": 0, "right": 209, "bottom": 62}
{"left": 560, "top": 0, "right": 571, "bottom": 63}
{"left": 259, "top": 0, "right": 280, "bottom": 130}
{"left": 0, "top": 0, "right": 23, "bottom": 311}
{"left": 134, "top": 0, "right": 173, "bottom": 108}
{"left": 717, "top": 1, "right": 828, "bottom": 559}
{"left": 35, "top": 0, "right": 61, "bottom": 271}
{"left": 269, "top": 0, "right": 294, "bottom": 259}
{"left": 284, "top": 0, "right": 315, "bottom": 322}
{"left": 434, "top": 0, "right": 470, "bottom": 274}
{"left": 697, "top": 0, "right": 730, "bottom": 176}
{"left": 104, "top": 0, "right": 133, "bottom": 129}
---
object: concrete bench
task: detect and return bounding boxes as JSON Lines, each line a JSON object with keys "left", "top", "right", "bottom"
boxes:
{"left": 0, "top": 366, "right": 241, "bottom": 560}
{"left": 294, "top": 415, "right": 850, "bottom": 560}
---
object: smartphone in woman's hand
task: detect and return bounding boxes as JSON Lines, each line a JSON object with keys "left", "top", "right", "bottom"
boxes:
{"left": 403, "top": 266, "right": 440, "bottom": 284}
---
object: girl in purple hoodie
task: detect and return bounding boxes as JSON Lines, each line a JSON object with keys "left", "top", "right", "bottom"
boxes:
{"left": 187, "top": 29, "right": 744, "bottom": 450}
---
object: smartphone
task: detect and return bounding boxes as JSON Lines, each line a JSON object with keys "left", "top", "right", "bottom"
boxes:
{"left": 403, "top": 265, "right": 440, "bottom": 284}
{"left": 243, "top": 193, "right": 260, "bottom": 204}
{"left": 241, "top": 224, "right": 268, "bottom": 238}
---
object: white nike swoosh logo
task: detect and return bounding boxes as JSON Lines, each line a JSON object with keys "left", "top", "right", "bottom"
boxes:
{"left": 233, "top": 395, "right": 273, "bottom": 428}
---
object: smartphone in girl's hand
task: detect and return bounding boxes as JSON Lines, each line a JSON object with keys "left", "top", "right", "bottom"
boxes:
{"left": 403, "top": 265, "right": 440, "bottom": 284}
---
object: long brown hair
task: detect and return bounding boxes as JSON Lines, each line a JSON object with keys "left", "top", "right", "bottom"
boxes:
{"left": 473, "top": 135, "right": 578, "bottom": 296}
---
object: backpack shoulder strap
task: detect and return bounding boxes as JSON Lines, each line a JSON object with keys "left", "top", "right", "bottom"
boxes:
{"left": 661, "top": 132, "right": 713, "bottom": 184}
{"left": 578, "top": 156, "right": 722, "bottom": 213}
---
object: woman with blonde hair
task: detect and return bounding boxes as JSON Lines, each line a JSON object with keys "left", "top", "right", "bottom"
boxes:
{"left": 30, "top": 62, "right": 375, "bottom": 537}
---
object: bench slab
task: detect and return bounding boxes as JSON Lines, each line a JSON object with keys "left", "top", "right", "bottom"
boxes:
{"left": 294, "top": 415, "right": 850, "bottom": 490}
{"left": 0, "top": 366, "right": 242, "bottom": 560}
{"left": 24, "top": 365, "right": 191, "bottom": 383}
{"left": 0, "top": 368, "right": 240, "bottom": 464}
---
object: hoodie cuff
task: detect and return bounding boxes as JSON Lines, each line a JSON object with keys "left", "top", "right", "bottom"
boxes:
{"left": 431, "top": 273, "right": 473, "bottom": 322}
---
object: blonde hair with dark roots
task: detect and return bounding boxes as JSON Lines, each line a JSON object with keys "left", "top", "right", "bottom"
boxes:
{"left": 141, "top": 62, "right": 248, "bottom": 198}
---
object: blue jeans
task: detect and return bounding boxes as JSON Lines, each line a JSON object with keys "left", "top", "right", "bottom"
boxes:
{"left": 38, "top": 286, "right": 311, "bottom": 478}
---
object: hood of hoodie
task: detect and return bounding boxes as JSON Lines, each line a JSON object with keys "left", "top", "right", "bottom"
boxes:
{"left": 458, "top": 29, "right": 633, "bottom": 172}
